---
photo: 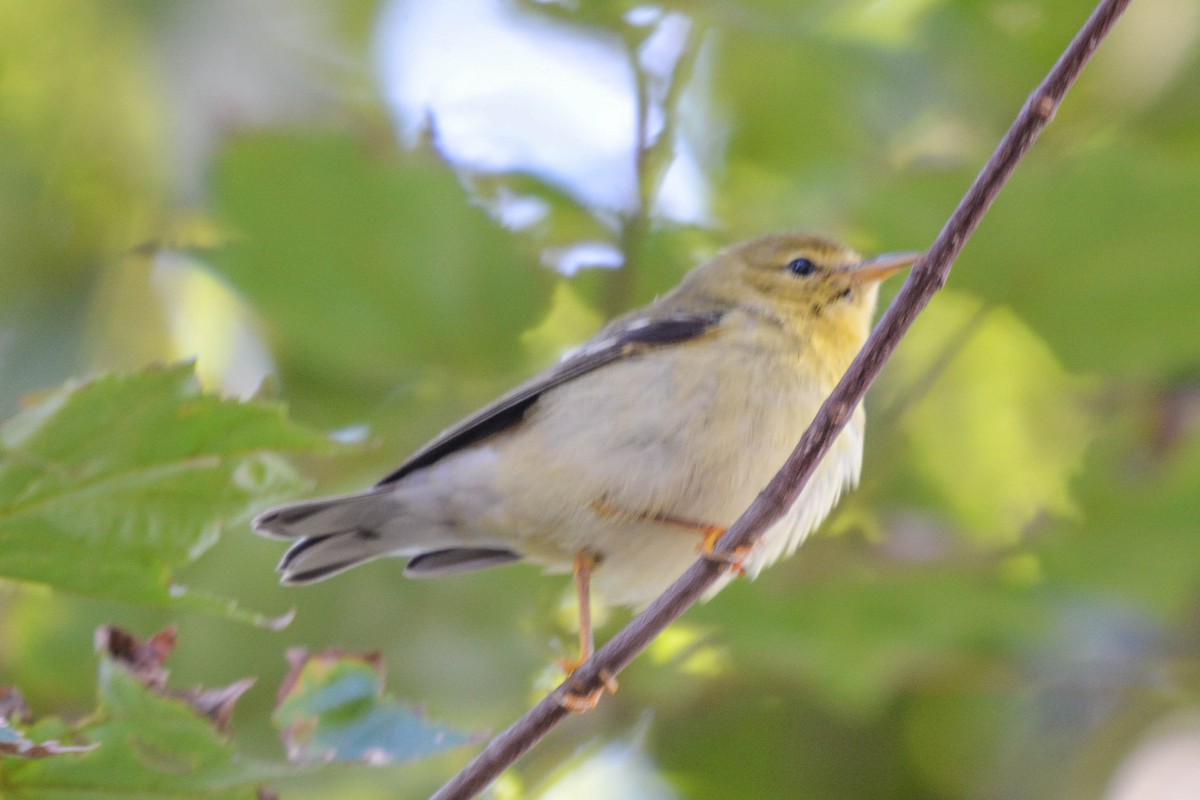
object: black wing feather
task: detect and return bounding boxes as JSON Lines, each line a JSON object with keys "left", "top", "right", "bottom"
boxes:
{"left": 375, "top": 310, "right": 724, "bottom": 485}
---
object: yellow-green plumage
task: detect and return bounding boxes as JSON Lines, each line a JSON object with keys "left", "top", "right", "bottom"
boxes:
{"left": 255, "top": 232, "right": 914, "bottom": 608}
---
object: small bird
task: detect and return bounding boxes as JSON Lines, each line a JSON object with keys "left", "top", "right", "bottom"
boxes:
{"left": 255, "top": 232, "right": 916, "bottom": 694}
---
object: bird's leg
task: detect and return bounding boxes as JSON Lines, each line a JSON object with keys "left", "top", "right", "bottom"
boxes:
{"left": 593, "top": 497, "right": 751, "bottom": 576}
{"left": 558, "top": 550, "right": 599, "bottom": 674}
{"left": 657, "top": 514, "right": 750, "bottom": 577}
{"left": 556, "top": 551, "right": 618, "bottom": 714}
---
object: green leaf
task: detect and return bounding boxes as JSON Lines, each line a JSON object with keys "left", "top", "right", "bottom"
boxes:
{"left": 705, "top": 565, "right": 1056, "bottom": 715}
{"left": 954, "top": 146, "right": 1200, "bottom": 377}
{"left": 0, "top": 364, "right": 326, "bottom": 615}
{"left": 885, "top": 291, "right": 1094, "bottom": 543}
{"left": 0, "top": 627, "right": 287, "bottom": 800}
{"left": 273, "top": 649, "right": 478, "bottom": 765}
{"left": 211, "top": 134, "right": 554, "bottom": 425}
{"left": 0, "top": 0, "right": 168, "bottom": 306}
{"left": 1036, "top": 414, "right": 1200, "bottom": 615}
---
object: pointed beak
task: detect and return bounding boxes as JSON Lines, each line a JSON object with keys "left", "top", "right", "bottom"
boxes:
{"left": 845, "top": 251, "right": 922, "bottom": 285}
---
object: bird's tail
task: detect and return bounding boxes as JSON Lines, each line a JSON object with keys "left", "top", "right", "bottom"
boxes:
{"left": 253, "top": 490, "right": 520, "bottom": 584}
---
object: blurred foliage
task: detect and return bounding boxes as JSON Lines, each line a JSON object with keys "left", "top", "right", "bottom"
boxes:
{"left": 0, "top": 625, "right": 286, "bottom": 799}
{"left": 211, "top": 133, "right": 554, "bottom": 425}
{"left": 273, "top": 649, "right": 479, "bottom": 764}
{"left": 0, "top": 365, "right": 323, "bottom": 620}
{"left": 886, "top": 291, "right": 1093, "bottom": 542}
{"left": 1, "top": 0, "right": 1198, "bottom": 799}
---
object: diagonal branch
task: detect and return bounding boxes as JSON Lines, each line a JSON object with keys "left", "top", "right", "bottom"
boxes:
{"left": 431, "top": 0, "right": 1133, "bottom": 797}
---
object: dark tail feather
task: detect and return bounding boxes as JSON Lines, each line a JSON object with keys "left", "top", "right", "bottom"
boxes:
{"left": 276, "top": 527, "right": 391, "bottom": 584}
{"left": 257, "top": 491, "right": 523, "bottom": 584}
{"left": 280, "top": 536, "right": 521, "bottom": 584}
{"left": 405, "top": 548, "right": 521, "bottom": 577}
{"left": 253, "top": 492, "right": 388, "bottom": 541}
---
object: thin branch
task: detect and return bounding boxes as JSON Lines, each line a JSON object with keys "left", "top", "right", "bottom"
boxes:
{"left": 606, "top": 17, "right": 703, "bottom": 318}
{"left": 430, "top": 1, "right": 1133, "bottom": 797}
{"left": 636, "top": 19, "right": 705, "bottom": 215}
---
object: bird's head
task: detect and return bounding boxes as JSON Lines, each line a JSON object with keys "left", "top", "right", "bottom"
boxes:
{"left": 679, "top": 232, "right": 919, "bottom": 360}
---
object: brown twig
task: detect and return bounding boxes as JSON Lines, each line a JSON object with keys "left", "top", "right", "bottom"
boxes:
{"left": 430, "top": 0, "right": 1133, "bottom": 797}
{"left": 606, "top": 16, "right": 704, "bottom": 318}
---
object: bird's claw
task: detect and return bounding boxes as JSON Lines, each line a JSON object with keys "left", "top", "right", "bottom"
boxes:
{"left": 696, "top": 526, "right": 751, "bottom": 577}
{"left": 557, "top": 669, "right": 618, "bottom": 714}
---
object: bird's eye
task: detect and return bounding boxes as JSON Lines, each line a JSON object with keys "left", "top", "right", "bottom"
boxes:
{"left": 787, "top": 257, "right": 818, "bottom": 277}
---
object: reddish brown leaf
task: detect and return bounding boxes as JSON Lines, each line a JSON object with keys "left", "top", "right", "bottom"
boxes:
{"left": 95, "top": 624, "right": 177, "bottom": 690}
{"left": 94, "top": 625, "right": 255, "bottom": 733}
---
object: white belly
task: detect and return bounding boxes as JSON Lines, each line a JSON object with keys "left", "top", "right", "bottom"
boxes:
{"left": 462, "top": 338, "right": 866, "bottom": 606}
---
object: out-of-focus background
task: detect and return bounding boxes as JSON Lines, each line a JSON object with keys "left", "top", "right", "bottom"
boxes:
{"left": 1, "top": 0, "right": 1198, "bottom": 797}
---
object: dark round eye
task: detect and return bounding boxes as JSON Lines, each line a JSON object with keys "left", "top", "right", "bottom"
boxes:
{"left": 787, "top": 257, "right": 818, "bottom": 277}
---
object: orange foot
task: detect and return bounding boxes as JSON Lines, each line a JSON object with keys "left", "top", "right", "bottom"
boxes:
{"left": 558, "top": 669, "right": 619, "bottom": 714}
{"left": 557, "top": 654, "right": 586, "bottom": 674}
{"left": 695, "top": 525, "right": 752, "bottom": 577}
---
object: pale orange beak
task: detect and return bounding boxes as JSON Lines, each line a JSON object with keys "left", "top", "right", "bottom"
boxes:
{"left": 845, "top": 251, "right": 922, "bottom": 285}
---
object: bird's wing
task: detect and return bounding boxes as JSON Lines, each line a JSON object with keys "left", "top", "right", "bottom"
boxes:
{"left": 375, "top": 310, "right": 726, "bottom": 485}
